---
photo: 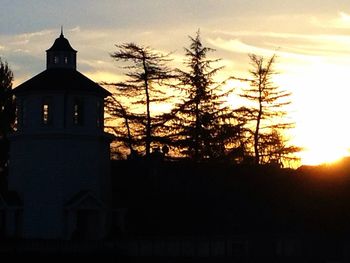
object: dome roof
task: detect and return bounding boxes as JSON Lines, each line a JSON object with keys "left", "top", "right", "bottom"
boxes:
{"left": 46, "top": 31, "right": 77, "bottom": 52}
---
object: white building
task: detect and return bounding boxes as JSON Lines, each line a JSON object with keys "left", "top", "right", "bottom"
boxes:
{"left": 4, "top": 30, "right": 113, "bottom": 240}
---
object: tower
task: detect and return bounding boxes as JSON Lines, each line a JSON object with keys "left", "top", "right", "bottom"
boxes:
{"left": 7, "top": 30, "right": 113, "bottom": 240}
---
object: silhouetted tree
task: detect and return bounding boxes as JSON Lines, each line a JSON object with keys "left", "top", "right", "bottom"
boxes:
{"left": 237, "top": 54, "right": 299, "bottom": 165}
{"left": 0, "top": 58, "right": 14, "bottom": 188}
{"left": 166, "top": 31, "right": 240, "bottom": 161}
{"left": 107, "top": 43, "right": 174, "bottom": 157}
{"left": 226, "top": 106, "right": 254, "bottom": 164}
{"left": 259, "top": 129, "right": 301, "bottom": 166}
{"left": 105, "top": 95, "right": 135, "bottom": 156}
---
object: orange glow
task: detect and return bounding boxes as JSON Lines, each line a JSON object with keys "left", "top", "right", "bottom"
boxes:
{"left": 300, "top": 147, "right": 348, "bottom": 166}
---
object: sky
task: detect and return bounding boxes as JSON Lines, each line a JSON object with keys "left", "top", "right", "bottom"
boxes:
{"left": 2, "top": 0, "right": 350, "bottom": 165}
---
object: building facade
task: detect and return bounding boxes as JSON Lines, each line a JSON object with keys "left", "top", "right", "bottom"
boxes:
{"left": 6, "top": 30, "right": 112, "bottom": 240}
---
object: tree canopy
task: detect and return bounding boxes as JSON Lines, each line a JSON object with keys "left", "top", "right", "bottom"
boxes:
{"left": 105, "top": 34, "right": 299, "bottom": 167}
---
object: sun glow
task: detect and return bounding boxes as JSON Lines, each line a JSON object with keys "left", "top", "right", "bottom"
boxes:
{"left": 278, "top": 60, "right": 350, "bottom": 166}
{"left": 225, "top": 57, "right": 350, "bottom": 167}
{"left": 294, "top": 125, "right": 350, "bottom": 166}
{"left": 300, "top": 147, "right": 348, "bottom": 166}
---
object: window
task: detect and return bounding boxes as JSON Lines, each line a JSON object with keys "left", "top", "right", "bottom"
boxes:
{"left": 43, "top": 104, "right": 49, "bottom": 123}
{"left": 73, "top": 98, "right": 84, "bottom": 125}
{"left": 64, "top": 57, "right": 68, "bottom": 64}
{"left": 42, "top": 98, "right": 52, "bottom": 125}
{"left": 22, "top": 100, "right": 27, "bottom": 127}
{"left": 54, "top": 56, "right": 59, "bottom": 64}
{"left": 96, "top": 101, "right": 102, "bottom": 128}
{"left": 14, "top": 99, "right": 22, "bottom": 131}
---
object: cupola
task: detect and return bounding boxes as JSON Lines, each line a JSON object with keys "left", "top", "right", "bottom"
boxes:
{"left": 46, "top": 28, "right": 77, "bottom": 69}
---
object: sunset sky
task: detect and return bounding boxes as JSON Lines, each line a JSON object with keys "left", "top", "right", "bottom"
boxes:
{"left": 2, "top": 0, "right": 350, "bottom": 166}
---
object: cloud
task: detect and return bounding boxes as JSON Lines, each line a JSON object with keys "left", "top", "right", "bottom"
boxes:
{"left": 1, "top": 29, "right": 55, "bottom": 52}
{"left": 207, "top": 28, "right": 350, "bottom": 62}
{"left": 331, "top": 11, "right": 350, "bottom": 29}
{"left": 207, "top": 37, "right": 317, "bottom": 64}
{"left": 314, "top": 11, "right": 350, "bottom": 29}
{"left": 1, "top": 26, "right": 183, "bottom": 84}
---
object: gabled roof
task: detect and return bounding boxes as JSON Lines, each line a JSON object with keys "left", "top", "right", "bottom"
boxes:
{"left": 13, "top": 68, "right": 111, "bottom": 97}
{"left": 46, "top": 32, "right": 77, "bottom": 53}
{"left": 65, "top": 190, "right": 105, "bottom": 210}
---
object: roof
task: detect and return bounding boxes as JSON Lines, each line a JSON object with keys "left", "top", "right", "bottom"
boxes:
{"left": 13, "top": 68, "right": 111, "bottom": 97}
{"left": 46, "top": 32, "right": 77, "bottom": 52}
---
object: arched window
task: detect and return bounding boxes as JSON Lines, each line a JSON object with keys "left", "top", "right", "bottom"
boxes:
{"left": 73, "top": 98, "right": 84, "bottom": 125}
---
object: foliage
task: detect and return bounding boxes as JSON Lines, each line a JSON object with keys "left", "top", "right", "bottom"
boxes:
{"left": 0, "top": 58, "right": 14, "bottom": 185}
{"left": 0, "top": 58, "right": 14, "bottom": 135}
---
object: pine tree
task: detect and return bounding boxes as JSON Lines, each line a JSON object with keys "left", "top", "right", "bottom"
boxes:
{"left": 167, "top": 31, "right": 240, "bottom": 161}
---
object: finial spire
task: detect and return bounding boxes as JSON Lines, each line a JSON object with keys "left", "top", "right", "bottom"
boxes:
{"left": 60, "top": 26, "right": 64, "bottom": 37}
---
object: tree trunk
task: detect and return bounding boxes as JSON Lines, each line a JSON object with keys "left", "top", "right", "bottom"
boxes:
{"left": 194, "top": 101, "right": 200, "bottom": 162}
{"left": 254, "top": 108, "right": 262, "bottom": 165}
{"left": 254, "top": 78, "right": 263, "bottom": 165}
{"left": 143, "top": 56, "right": 152, "bottom": 157}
